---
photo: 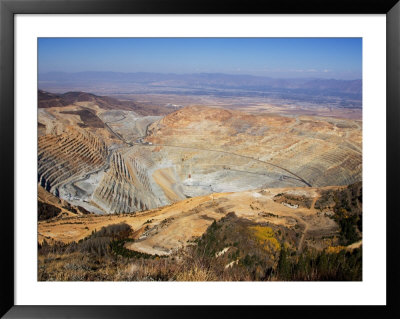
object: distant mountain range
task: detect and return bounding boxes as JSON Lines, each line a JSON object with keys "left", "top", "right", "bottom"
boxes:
{"left": 39, "top": 71, "right": 362, "bottom": 108}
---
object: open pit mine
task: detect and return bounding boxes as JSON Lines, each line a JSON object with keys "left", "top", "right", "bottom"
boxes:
{"left": 38, "top": 91, "right": 362, "bottom": 275}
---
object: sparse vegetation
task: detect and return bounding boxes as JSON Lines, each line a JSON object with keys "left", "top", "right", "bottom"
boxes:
{"left": 38, "top": 206, "right": 362, "bottom": 281}
{"left": 37, "top": 156, "right": 362, "bottom": 281}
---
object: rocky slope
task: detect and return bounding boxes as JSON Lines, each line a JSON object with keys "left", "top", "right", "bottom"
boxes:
{"left": 38, "top": 127, "right": 108, "bottom": 195}
{"left": 146, "top": 106, "right": 362, "bottom": 188}
{"left": 38, "top": 93, "right": 362, "bottom": 215}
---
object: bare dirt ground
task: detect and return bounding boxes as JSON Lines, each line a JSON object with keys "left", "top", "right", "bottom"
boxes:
{"left": 38, "top": 185, "right": 341, "bottom": 255}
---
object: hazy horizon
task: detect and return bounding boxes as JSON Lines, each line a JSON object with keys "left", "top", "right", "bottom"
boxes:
{"left": 39, "top": 70, "right": 362, "bottom": 81}
{"left": 38, "top": 38, "right": 362, "bottom": 80}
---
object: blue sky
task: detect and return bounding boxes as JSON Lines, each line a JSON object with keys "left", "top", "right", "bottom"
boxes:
{"left": 38, "top": 38, "right": 362, "bottom": 80}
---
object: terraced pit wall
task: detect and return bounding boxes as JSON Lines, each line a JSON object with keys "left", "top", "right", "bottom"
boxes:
{"left": 38, "top": 127, "right": 108, "bottom": 195}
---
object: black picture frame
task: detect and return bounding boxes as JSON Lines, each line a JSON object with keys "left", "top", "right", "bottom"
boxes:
{"left": 1, "top": 0, "right": 399, "bottom": 318}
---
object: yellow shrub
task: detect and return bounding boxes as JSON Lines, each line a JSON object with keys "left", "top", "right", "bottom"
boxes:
{"left": 325, "top": 245, "right": 345, "bottom": 254}
{"left": 249, "top": 226, "right": 281, "bottom": 252}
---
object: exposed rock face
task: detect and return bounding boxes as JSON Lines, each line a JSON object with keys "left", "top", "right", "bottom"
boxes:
{"left": 38, "top": 127, "right": 108, "bottom": 194}
{"left": 38, "top": 94, "right": 362, "bottom": 215}
{"left": 92, "top": 150, "right": 163, "bottom": 214}
{"left": 146, "top": 106, "right": 362, "bottom": 188}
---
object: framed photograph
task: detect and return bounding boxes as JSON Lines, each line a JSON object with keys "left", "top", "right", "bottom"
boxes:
{"left": 1, "top": 0, "right": 399, "bottom": 318}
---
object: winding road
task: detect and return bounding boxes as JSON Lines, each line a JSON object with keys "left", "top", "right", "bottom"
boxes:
{"left": 135, "top": 142, "right": 312, "bottom": 187}
{"left": 59, "top": 113, "right": 312, "bottom": 214}
{"left": 102, "top": 113, "right": 313, "bottom": 187}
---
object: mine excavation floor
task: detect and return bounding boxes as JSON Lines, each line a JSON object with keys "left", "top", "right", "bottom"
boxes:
{"left": 102, "top": 111, "right": 312, "bottom": 187}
